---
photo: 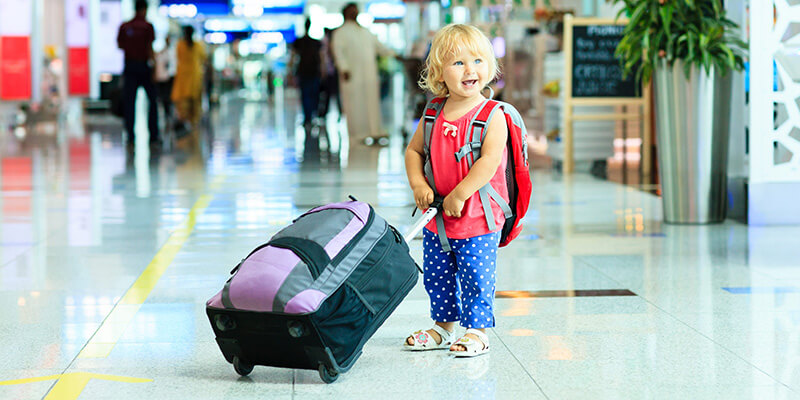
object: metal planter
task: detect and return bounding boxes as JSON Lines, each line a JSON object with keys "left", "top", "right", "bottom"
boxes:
{"left": 653, "top": 59, "right": 733, "bottom": 224}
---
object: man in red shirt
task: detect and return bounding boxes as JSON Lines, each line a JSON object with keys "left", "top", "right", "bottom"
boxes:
{"left": 117, "top": 0, "right": 160, "bottom": 153}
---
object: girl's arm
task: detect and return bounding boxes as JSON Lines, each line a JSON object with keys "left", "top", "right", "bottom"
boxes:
{"left": 443, "top": 112, "right": 508, "bottom": 218}
{"left": 405, "top": 119, "right": 434, "bottom": 210}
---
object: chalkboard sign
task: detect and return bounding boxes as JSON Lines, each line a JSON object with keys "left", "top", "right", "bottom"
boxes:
{"left": 571, "top": 24, "right": 639, "bottom": 98}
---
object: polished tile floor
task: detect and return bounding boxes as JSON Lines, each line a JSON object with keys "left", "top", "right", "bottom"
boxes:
{"left": 1, "top": 92, "right": 800, "bottom": 400}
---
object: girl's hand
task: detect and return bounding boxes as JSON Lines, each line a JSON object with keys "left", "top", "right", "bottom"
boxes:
{"left": 413, "top": 185, "right": 434, "bottom": 210}
{"left": 443, "top": 193, "right": 466, "bottom": 218}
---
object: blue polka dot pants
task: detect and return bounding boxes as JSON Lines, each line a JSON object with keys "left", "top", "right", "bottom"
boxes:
{"left": 422, "top": 228, "right": 500, "bottom": 329}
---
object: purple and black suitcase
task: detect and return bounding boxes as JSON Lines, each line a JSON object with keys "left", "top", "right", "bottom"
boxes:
{"left": 206, "top": 199, "right": 436, "bottom": 383}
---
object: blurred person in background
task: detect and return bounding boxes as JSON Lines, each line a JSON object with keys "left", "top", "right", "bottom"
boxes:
{"left": 171, "top": 25, "right": 207, "bottom": 145}
{"left": 318, "top": 27, "right": 340, "bottom": 120}
{"left": 117, "top": 0, "right": 159, "bottom": 153}
{"left": 332, "top": 3, "right": 397, "bottom": 147}
{"left": 154, "top": 35, "right": 176, "bottom": 133}
{"left": 289, "top": 18, "right": 323, "bottom": 130}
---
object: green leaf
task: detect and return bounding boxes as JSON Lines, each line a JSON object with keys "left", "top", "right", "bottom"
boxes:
{"left": 699, "top": 34, "right": 709, "bottom": 50}
{"left": 615, "top": 7, "right": 628, "bottom": 21}
{"left": 702, "top": 51, "right": 711, "bottom": 73}
{"left": 660, "top": 6, "right": 673, "bottom": 38}
{"left": 629, "top": 1, "right": 648, "bottom": 25}
{"left": 711, "top": 0, "right": 721, "bottom": 16}
{"left": 720, "top": 44, "right": 735, "bottom": 66}
{"left": 648, "top": 1, "right": 660, "bottom": 24}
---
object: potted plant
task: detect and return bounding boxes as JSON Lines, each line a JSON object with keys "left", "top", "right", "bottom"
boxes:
{"left": 612, "top": 0, "right": 747, "bottom": 224}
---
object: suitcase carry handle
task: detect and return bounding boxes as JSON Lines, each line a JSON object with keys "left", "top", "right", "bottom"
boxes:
{"left": 404, "top": 197, "right": 442, "bottom": 243}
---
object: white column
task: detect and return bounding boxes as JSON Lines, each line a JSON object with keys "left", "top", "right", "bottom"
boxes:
{"left": 31, "top": 0, "right": 43, "bottom": 103}
{"left": 42, "top": 0, "right": 67, "bottom": 103}
{"left": 89, "top": 0, "right": 100, "bottom": 98}
{"left": 748, "top": 0, "right": 800, "bottom": 224}
{"left": 725, "top": 0, "right": 748, "bottom": 220}
{"left": 427, "top": 2, "right": 441, "bottom": 31}
{"left": 749, "top": 0, "right": 774, "bottom": 184}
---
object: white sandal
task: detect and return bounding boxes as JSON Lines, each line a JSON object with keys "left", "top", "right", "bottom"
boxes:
{"left": 449, "top": 328, "right": 490, "bottom": 358}
{"left": 403, "top": 325, "right": 454, "bottom": 351}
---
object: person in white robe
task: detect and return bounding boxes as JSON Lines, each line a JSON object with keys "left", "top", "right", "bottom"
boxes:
{"left": 331, "top": 3, "right": 396, "bottom": 147}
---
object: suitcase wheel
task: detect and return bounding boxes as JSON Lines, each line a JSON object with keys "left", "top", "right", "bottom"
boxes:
{"left": 233, "top": 356, "right": 254, "bottom": 376}
{"left": 287, "top": 320, "right": 306, "bottom": 338}
{"left": 318, "top": 364, "right": 339, "bottom": 384}
{"left": 214, "top": 314, "right": 236, "bottom": 331}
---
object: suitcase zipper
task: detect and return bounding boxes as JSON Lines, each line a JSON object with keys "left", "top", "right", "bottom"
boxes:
{"left": 353, "top": 228, "right": 392, "bottom": 290}
{"left": 345, "top": 281, "right": 376, "bottom": 314}
{"left": 339, "top": 271, "right": 417, "bottom": 369}
{"left": 294, "top": 201, "right": 368, "bottom": 224}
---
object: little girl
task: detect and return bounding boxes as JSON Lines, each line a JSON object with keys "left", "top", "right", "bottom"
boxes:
{"left": 404, "top": 24, "right": 508, "bottom": 357}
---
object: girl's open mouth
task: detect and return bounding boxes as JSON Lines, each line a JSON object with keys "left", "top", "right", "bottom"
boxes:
{"left": 462, "top": 79, "right": 478, "bottom": 88}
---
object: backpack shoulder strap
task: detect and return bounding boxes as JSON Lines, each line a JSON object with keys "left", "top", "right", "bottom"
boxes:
{"left": 495, "top": 101, "right": 529, "bottom": 163}
{"left": 423, "top": 97, "right": 446, "bottom": 154}
{"left": 421, "top": 97, "right": 453, "bottom": 251}
{"left": 422, "top": 97, "right": 446, "bottom": 195}
{"left": 455, "top": 100, "right": 502, "bottom": 165}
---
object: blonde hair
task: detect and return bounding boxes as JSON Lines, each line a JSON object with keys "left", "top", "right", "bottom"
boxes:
{"left": 419, "top": 24, "right": 499, "bottom": 97}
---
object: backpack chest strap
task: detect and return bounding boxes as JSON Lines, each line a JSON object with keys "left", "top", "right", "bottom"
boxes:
{"left": 463, "top": 101, "right": 501, "bottom": 168}
{"left": 455, "top": 141, "right": 482, "bottom": 162}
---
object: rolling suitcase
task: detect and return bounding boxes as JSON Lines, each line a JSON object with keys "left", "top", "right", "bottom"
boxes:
{"left": 206, "top": 199, "right": 438, "bottom": 383}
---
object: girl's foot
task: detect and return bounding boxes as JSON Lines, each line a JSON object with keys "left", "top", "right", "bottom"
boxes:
{"left": 450, "top": 328, "right": 490, "bottom": 357}
{"left": 403, "top": 324, "right": 454, "bottom": 351}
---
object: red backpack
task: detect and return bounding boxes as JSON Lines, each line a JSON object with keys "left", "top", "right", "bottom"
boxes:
{"left": 421, "top": 95, "right": 533, "bottom": 251}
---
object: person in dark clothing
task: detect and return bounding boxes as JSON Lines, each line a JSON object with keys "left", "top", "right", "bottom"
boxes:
{"left": 289, "top": 18, "right": 323, "bottom": 127}
{"left": 318, "top": 27, "right": 340, "bottom": 119}
{"left": 117, "top": 0, "right": 160, "bottom": 152}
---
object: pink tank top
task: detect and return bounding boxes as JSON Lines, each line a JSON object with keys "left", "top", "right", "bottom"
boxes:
{"left": 425, "top": 101, "right": 508, "bottom": 239}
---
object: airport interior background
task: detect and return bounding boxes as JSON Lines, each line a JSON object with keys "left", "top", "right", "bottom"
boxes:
{"left": 1, "top": 0, "right": 800, "bottom": 398}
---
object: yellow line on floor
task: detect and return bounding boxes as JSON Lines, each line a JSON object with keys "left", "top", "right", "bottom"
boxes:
{"left": 77, "top": 176, "right": 223, "bottom": 359}
{"left": 0, "top": 373, "right": 152, "bottom": 400}
{"left": 43, "top": 373, "right": 152, "bottom": 400}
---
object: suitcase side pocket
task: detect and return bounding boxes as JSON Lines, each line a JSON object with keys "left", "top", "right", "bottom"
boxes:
{"left": 352, "top": 233, "right": 418, "bottom": 315}
{"left": 352, "top": 237, "right": 393, "bottom": 291}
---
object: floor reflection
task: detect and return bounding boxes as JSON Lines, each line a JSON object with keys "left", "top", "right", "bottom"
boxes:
{"left": 2, "top": 87, "right": 800, "bottom": 400}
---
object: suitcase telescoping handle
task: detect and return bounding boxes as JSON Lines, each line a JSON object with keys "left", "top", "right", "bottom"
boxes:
{"left": 403, "top": 197, "right": 442, "bottom": 243}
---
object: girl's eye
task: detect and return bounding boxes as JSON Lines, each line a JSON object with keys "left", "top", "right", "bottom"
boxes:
{"left": 454, "top": 61, "right": 463, "bottom": 66}
{"left": 474, "top": 59, "right": 483, "bottom": 64}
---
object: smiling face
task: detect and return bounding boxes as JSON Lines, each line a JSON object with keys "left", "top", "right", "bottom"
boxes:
{"left": 421, "top": 24, "right": 498, "bottom": 99}
{"left": 440, "top": 49, "right": 490, "bottom": 101}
